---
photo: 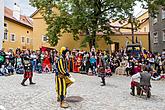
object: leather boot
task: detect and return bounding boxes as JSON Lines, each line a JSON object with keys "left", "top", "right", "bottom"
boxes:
{"left": 57, "top": 96, "right": 60, "bottom": 102}
{"left": 21, "top": 79, "right": 27, "bottom": 86}
{"left": 60, "top": 101, "right": 69, "bottom": 108}
{"left": 130, "top": 86, "right": 135, "bottom": 96}
{"left": 101, "top": 77, "right": 106, "bottom": 86}
{"left": 137, "top": 86, "right": 141, "bottom": 95}
{"left": 29, "top": 78, "right": 36, "bottom": 85}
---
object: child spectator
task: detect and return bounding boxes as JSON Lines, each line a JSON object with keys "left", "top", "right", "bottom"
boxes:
{"left": 105, "top": 66, "right": 112, "bottom": 77}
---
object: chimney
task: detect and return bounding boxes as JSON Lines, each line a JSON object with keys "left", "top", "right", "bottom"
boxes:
{"left": 13, "top": 3, "right": 21, "bottom": 20}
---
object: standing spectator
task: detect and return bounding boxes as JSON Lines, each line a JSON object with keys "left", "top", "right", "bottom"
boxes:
{"left": 0, "top": 48, "right": 6, "bottom": 68}
{"left": 30, "top": 51, "right": 37, "bottom": 72}
{"left": 90, "top": 55, "right": 96, "bottom": 75}
{"left": 98, "top": 53, "right": 106, "bottom": 86}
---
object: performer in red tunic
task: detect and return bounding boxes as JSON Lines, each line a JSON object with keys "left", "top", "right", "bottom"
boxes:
{"left": 42, "top": 51, "right": 51, "bottom": 73}
{"left": 72, "top": 50, "right": 77, "bottom": 73}
{"left": 73, "top": 52, "right": 82, "bottom": 73}
{"left": 77, "top": 53, "right": 83, "bottom": 72}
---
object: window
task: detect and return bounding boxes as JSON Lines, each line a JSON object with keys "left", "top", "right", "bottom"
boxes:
{"left": 21, "top": 37, "right": 25, "bottom": 43}
{"left": 162, "top": 8, "right": 165, "bottom": 19}
{"left": 162, "top": 30, "right": 165, "bottom": 41}
{"left": 144, "top": 27, "right": 147, "bottom": 32}
{"left": 10, "top": 34, "right": 16, "bottom": 42}
{"left": 42, "top": 35, "right": 48, "bottom": 42}
{"left": 27, "top": 38, "right": 30, "bottom": 44}
{"left": 153, "top": 32, "right": 158, "bottom": 43}
{"left": 4, "top": 23, "right": 7, "bottom": 27}
{"left": 153, "top": 15, "right": 158, "bottom": 24}
{"left": 4, "top": 30, "right": 8, "bottom": 40}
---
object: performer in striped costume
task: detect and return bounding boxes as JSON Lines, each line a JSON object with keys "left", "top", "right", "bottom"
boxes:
{"left": 55, "top": 47, "right": 73, "bottom": 108}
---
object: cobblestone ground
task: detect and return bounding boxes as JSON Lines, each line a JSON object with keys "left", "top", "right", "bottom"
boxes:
{"left": 0, "top": 73, "right": 165, "bottom": 110}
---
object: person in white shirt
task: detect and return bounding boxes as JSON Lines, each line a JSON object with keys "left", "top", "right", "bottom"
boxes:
{"left": 130, "top": 65, "right": 151, "bottom": 96}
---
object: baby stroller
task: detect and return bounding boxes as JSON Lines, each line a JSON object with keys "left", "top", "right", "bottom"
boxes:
{"left": 16, "top": 64, "right": 24, "bottom": 74}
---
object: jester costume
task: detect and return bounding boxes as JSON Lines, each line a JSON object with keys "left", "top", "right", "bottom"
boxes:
{"left": 55, "top": 47, "right": 73, "bottom": 108}
{"left": 21, "top": 52, "right": 36, "bottom": 86}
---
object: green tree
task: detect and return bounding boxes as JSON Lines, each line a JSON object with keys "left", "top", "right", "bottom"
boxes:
{"left": 30, "top": 0, "right": 165, "bottom": 49}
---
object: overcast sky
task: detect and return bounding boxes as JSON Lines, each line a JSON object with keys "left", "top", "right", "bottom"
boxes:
{"left": 5, "top": 0, "right": 143, "bottom": 17}
{"left": 5, "top": 0, "right": 36, "bottom": 16}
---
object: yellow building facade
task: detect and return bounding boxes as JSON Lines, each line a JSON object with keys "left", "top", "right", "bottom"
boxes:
{"left": 3, "top": 7, "right": 33, "bottom": 52}
{"left": 110, "top": 10, "right": 149, "bottom": 51}
{"left": 31, "top": 8, "right": 149, "bottom": 51}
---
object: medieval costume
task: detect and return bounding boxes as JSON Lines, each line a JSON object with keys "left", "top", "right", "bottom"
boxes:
{"left": 76, "top": 53, "right": 82, "bottom": 73}
{"left": 21, "top": 51, "right": 35, "bottom": 86}
{"left": 42, "top": 51, "right": 51, "bottom": 73}
{"left": 130, "top": 66, "right": 151, "bottom": 96}
{"left": 68, "top": 54, "right": 74, "bottom": 72}
{"left": 73, "top": 53, "right": 79, "bottom": 73}
{"left": 55, "top": 47, "right": 74, "bottom": 108}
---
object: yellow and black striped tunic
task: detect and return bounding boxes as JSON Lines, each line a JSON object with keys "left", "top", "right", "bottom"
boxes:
{"left": 55, "top": 56, "right": 68, "bottom": 101}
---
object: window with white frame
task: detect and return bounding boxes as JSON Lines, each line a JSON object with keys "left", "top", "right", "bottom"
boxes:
{"left": 27, "top": 38, "right": 30, "bottom": 44}
{"left": 21, "top": 37, "right": 25, "bottom": 43}
{"left": 10, "top": 33, "right": 16, "bottom": 42}
{"left": 162, "top": 8, "right": 165, "bottom": 19}
{"left": 4, "top": 30, "right": 8, "bottom": 40}
{"left": 42, "top": 35, "right": 48, "bottom": 42}
{"left": 162, "top": 30, "right": 165, "bottom": 41}
{"left": 153, "top": 32, "right": 158, "bottom": 43}
{"left": 153, "top": 15, "right": 158, "bottom": 24}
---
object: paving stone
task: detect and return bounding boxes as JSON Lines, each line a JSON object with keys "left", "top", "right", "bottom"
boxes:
{"left": 0, "top": 73, "right": 165, "bottom": 110}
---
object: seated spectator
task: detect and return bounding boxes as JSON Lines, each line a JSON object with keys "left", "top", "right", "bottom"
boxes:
{"left": 6, "top": 61, "right": 14, "bottom": 75}
{"left": 0, "top": 65, "right": 9, "bottom": 76}
{"left": 151, "top": 70, "right": 161, "bottom": 80}
{"left": 16, "top": 64, "right": 24, "bottom": 74}
{"left": 115, "top": 62, "right": 126, "bottom": 75}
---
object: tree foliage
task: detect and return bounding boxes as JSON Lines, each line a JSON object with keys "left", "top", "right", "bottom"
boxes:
{"left": 30, "top": 0, "right": 165, "bottom": 49}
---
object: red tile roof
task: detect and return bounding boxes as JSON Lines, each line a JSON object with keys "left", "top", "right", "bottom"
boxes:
{"left": 4, "top": 7, "right": 33, "bottom": 28}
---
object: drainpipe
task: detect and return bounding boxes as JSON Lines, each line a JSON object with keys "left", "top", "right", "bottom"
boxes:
{"left": 148, "top": 32, "right": 151, "bottom": 51}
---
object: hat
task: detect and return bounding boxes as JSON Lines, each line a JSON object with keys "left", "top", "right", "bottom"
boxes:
{"left": 60, "top": 47, "right": 69, "bottom": 55}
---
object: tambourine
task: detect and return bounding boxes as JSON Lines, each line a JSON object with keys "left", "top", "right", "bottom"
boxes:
{"left": 65, "top": 76, "right": 75, "bottom": 87}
